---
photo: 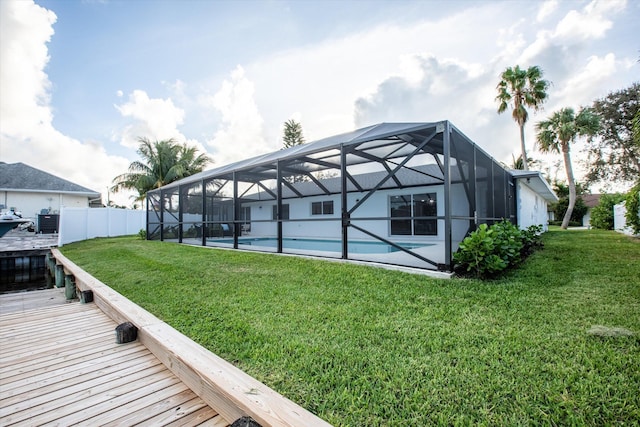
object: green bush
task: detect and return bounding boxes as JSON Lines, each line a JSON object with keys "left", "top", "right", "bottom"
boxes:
{"left": 491, "top": 220, "right": 524, "bottom": 265}
{"left": 625, "top": 183, "right": 640, "bottom": 235}
{"left": 454, "top": 222, "right": 544, "bottom": 279}
{"left": 137, "top": 229, "right": 147, "bottom": 240}
{"left": 453, "top": 224, "right": 507, "bottom": 277}
{"left": 521, "top": 224, "right": 544, "bottom": 255}
{"left": 590, "top": 193, "right": 625, "bottom": 230}
{"left": 552, "top": 196, "right": 588, "bottom": 225}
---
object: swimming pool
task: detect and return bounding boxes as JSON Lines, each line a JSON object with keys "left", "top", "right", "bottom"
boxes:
{"left": 208, "top": 237, "right": 432, "bottom": 254}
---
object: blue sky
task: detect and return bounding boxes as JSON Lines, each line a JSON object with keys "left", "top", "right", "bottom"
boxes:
{"left": 1, "top": 0, "right": 637, "bottom": 207}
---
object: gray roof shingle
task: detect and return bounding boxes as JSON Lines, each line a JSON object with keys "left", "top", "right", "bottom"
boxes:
{"left": 0, "top": 162, "right": 101, "bottom": 197}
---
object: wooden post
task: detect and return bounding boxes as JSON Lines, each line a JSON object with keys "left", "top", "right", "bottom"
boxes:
{"left": 64, "top": 274, "right": 76, "bottom": 300}
{"left": 115, "top": 322, "right": 138, "bottom": 344}
{"left": 80, "top": 290, "right": 94, "bottom": 304}
{"left": 55, "top": 264, "right": 65, "bottom": 288}
{"left": 231, "top": 416, "right": 262, "bottom": 427}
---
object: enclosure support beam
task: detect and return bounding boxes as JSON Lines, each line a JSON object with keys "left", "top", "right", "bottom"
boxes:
{"left": 201, "top": 179, "right": 207, "bottom": 247}
{"left": 443, "top": 121, "right": 452, "bottom": 270}
{"left": 340, "top": 146, "right": 348, "bottom": 259}
{"left": 349, "top": 224, "right": 439, "bottom": 267}
{"left": 276, "top": 162, "right": 283, "bottom": 253}
{"left": 178, "top": 185, "right": 184, "bottom": 244}
{"left": 257, "top": 181, "right": 277, "bottom": 200}
{"left": 348, "top": 131, "right": 435, "bottom": 215}
{"left": 303, "top": 172, "right": 331, "bottom": 195}
{"left": 233, "top": 172, "right": 239, "bottom": 249}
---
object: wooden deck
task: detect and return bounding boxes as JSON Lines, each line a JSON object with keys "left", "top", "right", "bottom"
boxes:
{"left": 0, "top": 289, "right": 229, "bottom": 426}
{"left": 0, "top": 249, "right": 332, "bottom": 427}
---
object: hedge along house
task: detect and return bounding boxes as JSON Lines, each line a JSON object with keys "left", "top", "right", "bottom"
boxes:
{"left": 146, "top": 121, "right": 557, "bottom": 273}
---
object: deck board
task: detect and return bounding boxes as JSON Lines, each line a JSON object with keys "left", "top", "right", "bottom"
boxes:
{"left": 0, "top": 289, "right": 230, "bottom": 426}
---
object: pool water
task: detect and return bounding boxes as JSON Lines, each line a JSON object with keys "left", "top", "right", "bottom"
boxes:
{"left": 209, "top": 237, "right": 432, "bottom": 254}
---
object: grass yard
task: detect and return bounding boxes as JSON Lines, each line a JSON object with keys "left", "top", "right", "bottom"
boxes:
{"left": 60, "top": 229, "right": 640, "bottom": 426}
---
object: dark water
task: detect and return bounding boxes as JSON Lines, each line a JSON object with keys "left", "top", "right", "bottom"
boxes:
{"left": 0, "top": 255, "right": 52, "bottom": 294}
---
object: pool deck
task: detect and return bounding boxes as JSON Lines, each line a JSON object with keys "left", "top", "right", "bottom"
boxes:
{"left": 179, "top": 237, "right": 453, "bottom": 279}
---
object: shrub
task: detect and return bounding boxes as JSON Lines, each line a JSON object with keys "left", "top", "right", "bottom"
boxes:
{"left": 137, "top": 229, "right": 147, "bottom": 240}
{"left": 454, "top": 222, "right": 544, "bottom": 279}
{"left": 491, "top": 220, "right": 524, "bottom": 265}
{"left": 625, "top": 183, "right": 640, "bottom": 235}
{"left": 521, "top": 224, "right": 544, "bottom": 255}
{"left": 590, "top": 193, "right": 625, "bottom": 230}
{"left": 453, "top": 224, "right": 507, "bottom": 278}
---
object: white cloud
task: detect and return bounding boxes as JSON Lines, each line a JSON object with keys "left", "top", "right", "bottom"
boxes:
{"left": 353, "top": 55, "right": 510, "bottom": 155}
{"left": 537, "top": 0, "right": 558, "bottom": 22}
{"left": 553, "top": 0, "right": 626, "bottom": 43}
{"left": 204, "top": 66, "right": 270, "bottom": 166}
{"left": 551, "top": 53, "right": 618, "bottom": 109}
{"left": 115, "top": 89, "right": 186, "bottom": 148}
{"left": 245, "top": 2, "right": 509, "bottom": 144}
{"left": 0, "top": 0, "right": 133, "bottom": 208}
{"left": 0, "top": 0, "right": 55, "bottom": 136}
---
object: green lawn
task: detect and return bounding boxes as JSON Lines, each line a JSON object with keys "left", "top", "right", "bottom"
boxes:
{"left": 60, "top": 229, "right": 640, "bottom": 426}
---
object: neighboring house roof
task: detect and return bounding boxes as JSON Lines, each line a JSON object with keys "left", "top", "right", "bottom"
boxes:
{"left": 582, "top": 194, "right": 602, "bottom": 208}
{"left": 510, "top": 170, "right": 559, "bottom": 203}
{"left": 0, "top": 162, "right": 101, "bottom": 198}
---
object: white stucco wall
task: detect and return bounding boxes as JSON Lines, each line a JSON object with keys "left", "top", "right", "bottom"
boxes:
{"left": 0, "top": 190, "right": 92, "bottom": 218}
{"left": 243, "top": 185, "right": 446, "bottom": 243}
{"left": 516, "top": 181, "right": 549, "bottom": 231}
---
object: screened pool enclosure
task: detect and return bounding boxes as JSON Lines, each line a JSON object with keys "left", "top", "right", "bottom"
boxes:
{"left": 146, "top": 121, "right": 519, "bottom": 272}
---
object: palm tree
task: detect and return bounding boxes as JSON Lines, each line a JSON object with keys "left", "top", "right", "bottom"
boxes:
{"left": 536, "top": 108, "right": 599, "bottom": 229}
{"left": 111, "top": 138, "right": 210, "bottom": 202}
{"left": 511, "top": 154, "right": 540, "bottom": 170}
{"left": 496, "top": 65, "right": 551, "bottom": 171}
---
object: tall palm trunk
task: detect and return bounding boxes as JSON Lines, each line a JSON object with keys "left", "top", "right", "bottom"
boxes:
{"left": 518, "top": 120, "right": 529, "bottom": 171}
{"left": 561, "top": 142, "right": 575, "bottom": 229}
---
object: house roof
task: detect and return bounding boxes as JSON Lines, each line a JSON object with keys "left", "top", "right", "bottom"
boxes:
{"left": 510, "top": 170, "right": 558, "bottom": 203}
{"left": 0, "top": 162, "right": 101, "bottom": 197}
{"left": 582, "top": 194, "right": 601, "bottom": 208}
{"left": 157, "top": 121, "right": 556, "bottom": 205}
{"left": 160, "top": 122, "right": 452, "bottom": 190}
{"left": 245, "top": 164, "right": 447, "bottom": 200}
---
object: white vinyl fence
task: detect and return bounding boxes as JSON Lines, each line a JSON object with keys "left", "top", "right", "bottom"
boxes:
{"left": 58, "top": 207, "right": 146, "bottom": 246}
{"left": 614, "top": 201, "right": 639, "bottom": 236}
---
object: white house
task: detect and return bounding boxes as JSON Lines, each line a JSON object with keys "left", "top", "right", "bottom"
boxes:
{"left": 0, "top": 162, "right": 101, "bottom": 232}
{"left": 146, "top": 122, "right": 557, "bottom": 272}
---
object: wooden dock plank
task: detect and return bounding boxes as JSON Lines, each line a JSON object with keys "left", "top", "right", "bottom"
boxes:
{"left": 0, "top": 354, "right": 161, "bottom": 409}
{"left": 0, "top": 364, "right": 169, "bottom": 423}
{"left": 101, "top": 390, "right": 207, "bottom": 426}
{"left": 30, "top": 378, "right": 184, "bottom": 426}
{"left": 163, "top": 406, "right": 230, "bottom": 427}
{"left": 0, "top": 289, "right": 229, "bottom": 427}
{"left": 51, "top": 248, "right": 333, "bottom": 427}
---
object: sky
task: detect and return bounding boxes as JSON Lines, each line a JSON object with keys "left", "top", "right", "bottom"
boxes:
{"left": 0, "top": 0, "right": 638, "bottom": 207}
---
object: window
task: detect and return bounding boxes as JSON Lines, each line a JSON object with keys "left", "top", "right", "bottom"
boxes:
{"left": 390, "top": 193, "right": 437, "bottom": 236}
{"left": 311, "top": 200, "right": 334, "bottom": 215}
{"left": 272, "top": 204, "right": 289, "bottom": 220}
